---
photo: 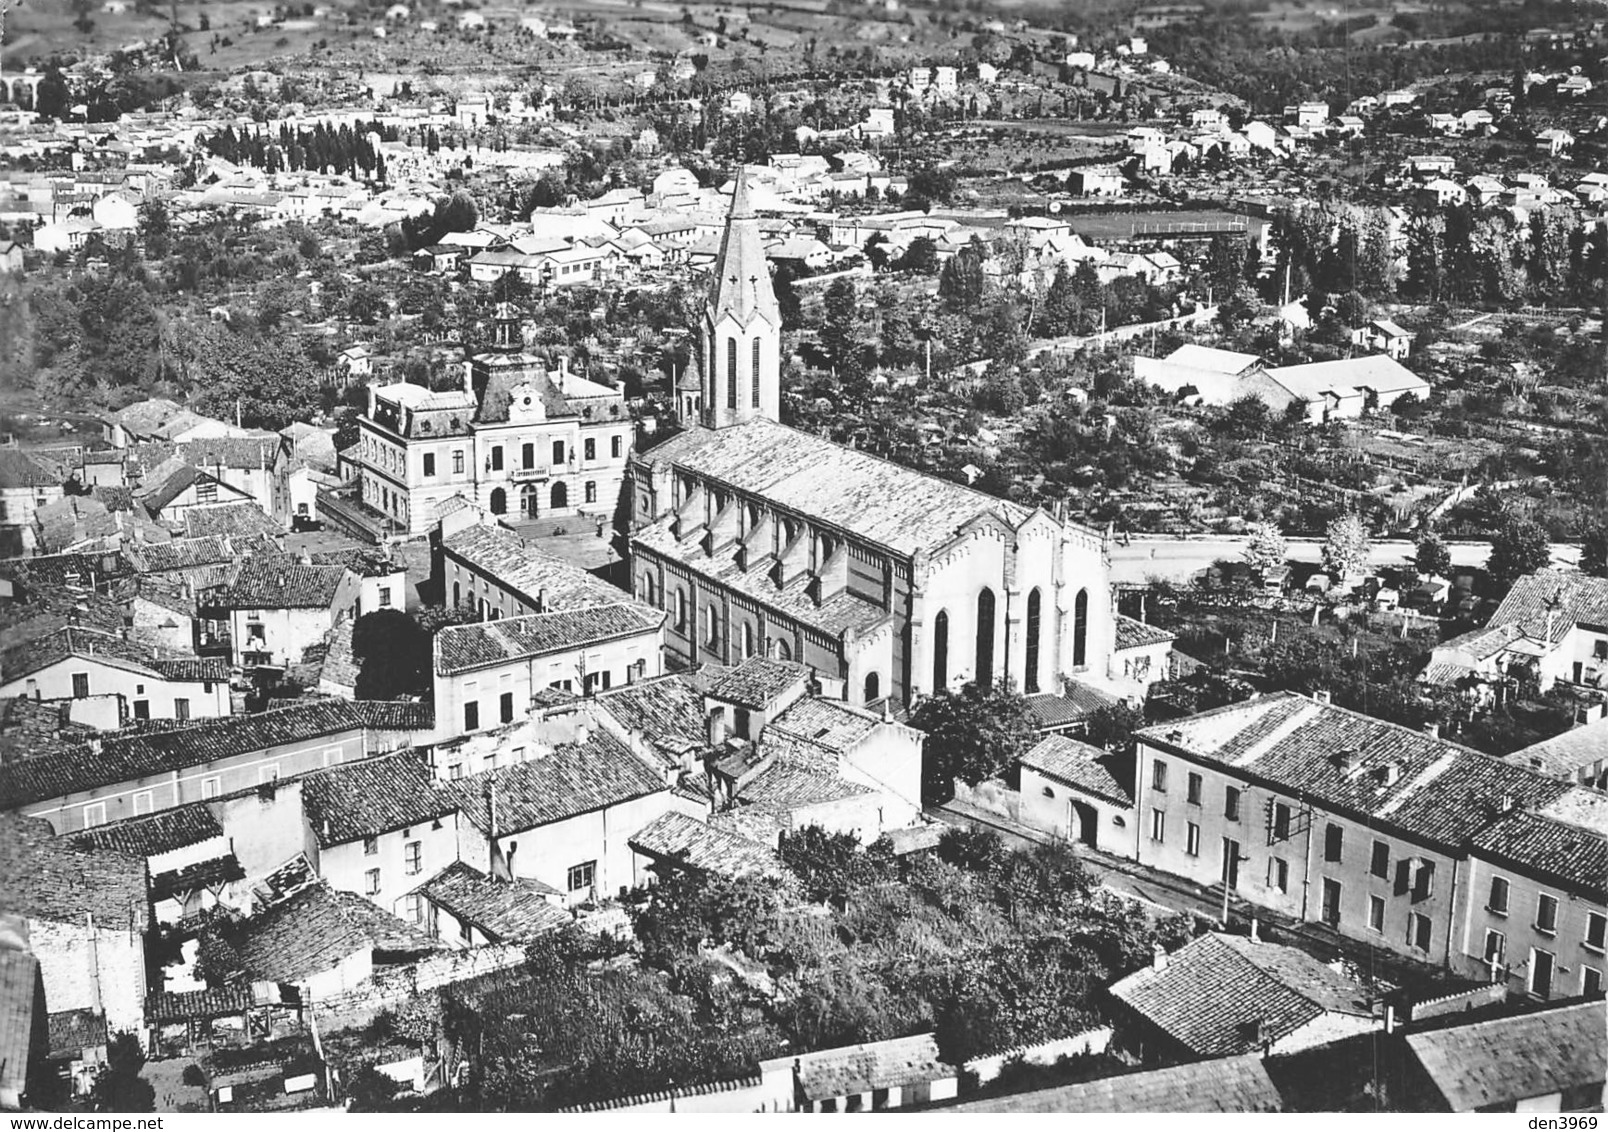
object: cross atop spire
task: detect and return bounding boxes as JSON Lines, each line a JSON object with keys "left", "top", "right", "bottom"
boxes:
{"left": 707, "top": 165, "right": 779, "bottom": 328}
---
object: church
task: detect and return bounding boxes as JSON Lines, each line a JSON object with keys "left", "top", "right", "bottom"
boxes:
{"left": 626, "top": 171, "right": 1167, "bottom": 712}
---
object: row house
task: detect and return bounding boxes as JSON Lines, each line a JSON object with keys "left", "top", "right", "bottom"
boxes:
{"left": 1, "top": 699, "right": 378, "bottom": 834}
{"left": 1131, "top": 692, "right": 1603, "bottom": 1000}
{"left": 0, "top": 626, "right": 231, "bottom": 724}
{"left": 1425, "top": 570, "right": 1608, "bottom": 695}
{"left": 437, "top": 519, "right": 636, "bottom": 621}
{"left": 432, "top": 602, "right": 666, "bottom": 742}
{"left": 211, "top": 554, "right": 361, "bottom": 671}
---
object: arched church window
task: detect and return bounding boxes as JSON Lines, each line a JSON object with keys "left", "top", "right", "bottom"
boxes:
{"left": 933, "top": 610, "right": 949, "bottom": 691}
{"left": 1025, "top": 588, "right": 1042, "bottom": 694}
{"left": 1073, "top": 588, "right": 1089, "bottom": 669}
{"left": 975, "top": 588, "right": 996, "bottom": 688}
{"left": 864, "top": 671, "right": 880, "bottom": 704}
{"left": 727, "top": 337, "right": 738, "bottom": 409}
{"left": 751, "top": 337, "right": 762, "bottom": 406}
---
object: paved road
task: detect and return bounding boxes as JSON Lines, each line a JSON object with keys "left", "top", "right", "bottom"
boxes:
{"left": 1109, "top": 536, "right": 1581, "bottom": 586}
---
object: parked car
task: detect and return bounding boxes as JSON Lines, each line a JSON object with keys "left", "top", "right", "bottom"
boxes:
{"left": 291, "top": 514, "right": 324, "bottom": 532}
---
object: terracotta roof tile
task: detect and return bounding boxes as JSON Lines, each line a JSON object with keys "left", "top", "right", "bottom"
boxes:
{"left": 946, "top": 1055, "right": 1284, "bottom": 1113}
{"left": 414, "top": 861, "right": 569, "bottom": 941}
{"left": 302, "top": 751, "right": 457, "bottom": 847}
{"left": 434, "top": 604, "right": 662, "bottom": 676}
{"left": 1405, "top": 1002, "right": 1606, "bottom": 1111}
{"left": 1109, "top": 932, "right": 1372, "bottom": 1058}
{"left": 1020, "top": 734, "right": 1132, "bottom": 805}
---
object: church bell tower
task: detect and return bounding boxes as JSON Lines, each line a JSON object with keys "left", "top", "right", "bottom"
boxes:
{"left": 695, "top": 167, "right": 780, "bottom": 429}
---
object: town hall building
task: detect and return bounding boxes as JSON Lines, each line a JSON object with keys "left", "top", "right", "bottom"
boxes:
{"left": 626, "top": 170, "right": 1157, "bottom": 712}
{"left": 355, "top": 306, "right": 634, "bottom": 537}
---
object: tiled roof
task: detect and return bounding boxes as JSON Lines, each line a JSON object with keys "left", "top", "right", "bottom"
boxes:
{"left": 1469, "top": 788, "right": 1607, "bottom": 897}
{"left": 152, "top": 854, "right": 245, "bottom": 900}
{"left": 628, "top": 810, "right": 781, "bottom": 877}
{"left": 307, "top": 548, "right": 400, "bottom": 578}
{"left": 946, "top": 1055, "right": 1284, "bottom": 1113}
{"left": 1487, "top": 569, "right": 1608, "bottom": 643}
{"left": 443, "top": 523, "right": 633, "bottom": 610}
{"left": 1109, "top": 932, "right": 1372, "bottom": 1058}
{"left": 1135, "top": 692, "right": 1570, "bottom": 852}
{"left": 633, "top": 517, "right": 892, "bottom": 640}
{"left": 126, "top": 535, "right": 234, "bottom": 573}
{"left": 1020, "top": 734, "right": 1132, "bottom": 806}
{"left": 302, "top": 751, "right": 457, "bottom": 847}
{"left": 1023, "top": 682, "right": 1120, "bottom": 731}
{"left": 1405, "top": 1002, "right": 1606, "bottom": 1111}
{"left": 0, "top": 813, "right": 150, "bottom": 928}
{"left": 415, "top": 861, "right": 570, "bottom": 942}
{"left": 0, "top": 700, "right": 365, "bottom": 807}
{"left": 0, "top": 625, "right": 162, "bottom": 683}
{"left": 636, "top": 417, "right": 1051, "bottom": 559}
{"left": 47, "top": 1007, "right": 108, "bottom": 1058}
{"left": 345, "top": 700, "right": 435, "bottom": 731}
{"left": 707, "top": 655, "right": 811, "bottom": 709}
{"left": 219, "top": 555, "right": 350, "bottom": 609}
{"left": 434, "top": 604, "right": 663, "bottom": 676}
{"left": 1505, "top": 716, "right": 1608, "bottom": 778}
{"left": 0, "top": 448, "right": 58, "bottom": 488}
{"left": 176, "top": 436, "right": 278, "bottom": 471}
{"left": 70, "top": 804, "right": 223, "bottom": 858}
{"left": 446, "top": 727, "right": 667, "bottom": 834}
{"left": 1114, "top": 613, "right": 1176, "bottom": 651}
{"left": 183, "top": 502, "right": 282, "bottom": 542}
{"left": 146, "top": 983, "right": 255, "bottom": 1023}
{"left": 593, "top": 674, "right": 708, "bottom": 759}
{"left": 0, "top": 696, "right": 98, "bottom": 765}
{"left": 770, "top": 696, "right": 881, "bottom": 753}
{"left": 793, "top": 1032, "right": 953, "bottom": 1102}
{"left": 150, "top": 657, "right": 231, "bottom": 683}
{"left": 0, "top": 550, "right": 131, "bottom": 594}
{"left": 739, "top": 761, "right": 874, "bottom": 808}
{"left": 229, "top": 881, "right": 436, "bottom": 984}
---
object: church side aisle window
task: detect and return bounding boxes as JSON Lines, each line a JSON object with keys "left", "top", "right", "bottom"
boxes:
{"left": 751, "top": 337, "right": 762, "bottom": 406}
{"left": 727, "top": 337, "right": 738, "bottom": 409}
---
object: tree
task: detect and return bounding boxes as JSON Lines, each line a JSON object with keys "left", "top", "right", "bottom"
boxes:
{"left": 1082, "top": 702, "right": 1144, "bottom": 750}
{"left": 820, "top": 277, "right": 858, "bottom": 371}
{"left": 863, "top": 233, "right": 890, "bottom": 272}
{"left": 1243, "top": 521, "right": 1288, "bottom": 579}
{"left": 36, "top": 69, "right": 72, "bottom": 121}
{"left": 909, "top": 681, "right": 1036, "bottom": 803}
{"left": 181, "top": 326, "right": 322, "bottom": 430}
{"left": 1415, "top": 530, "right": 1452, "bottom": 579}
{"left": 1321, "top": 514, "right": 1371, "bottom": 581}
{"left": 438, "top": 190, "right": 480, "bottom": 234}
{"left": 351, "top": 609, "right": 430, "bottom": 699}
{"left": 1487, "top": 517, "right": 1551, "bottom": 586}
{"left": 1204, "top": 233, "right": 1248, "bottom": 298}
{"left": 895, "top": 236, "right": 938, "bottom": 274}
{"left": 90, "top": 1033, "right": 155, "bottom": 1112}
{"left": 937, "top": 242, "right": 987, "bottom": 310}
{"left": 345, "top": 1064, "right": 402, "bottom": 1111}
{"left": 778, "top": 826, "right": 895, "bottom": 910}
{"left": 138, "top": 199, "right": 172, "bottom": 259}
{"left": 1581, "top": 522, "right": 1608, "bottom": 579}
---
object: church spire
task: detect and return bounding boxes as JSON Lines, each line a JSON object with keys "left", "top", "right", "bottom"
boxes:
{"left": 692, "top": 166, "right": 783, "bottom": 430}
{"left": 707, "top": 166, "right": 779, "bottom": 328}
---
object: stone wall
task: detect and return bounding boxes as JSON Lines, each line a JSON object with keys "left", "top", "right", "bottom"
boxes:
{"left": 314, "top": 942, "right": 528, "bottom": 1032}
{"left": 965, "top": 1027, "right": 1114, "bottom": 1085}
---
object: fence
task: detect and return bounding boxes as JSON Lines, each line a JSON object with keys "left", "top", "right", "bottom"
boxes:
{"left": 966, "top": 1028, "right": 1115, "bottom": 1084}
{"left": 1409, "top": 983, "right": 1507, "bottom": 1022}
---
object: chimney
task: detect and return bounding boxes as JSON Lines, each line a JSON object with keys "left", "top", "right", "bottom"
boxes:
{"left": 707, "top": 708, "right": 728, "bottom": 748}
{"left": 1529, "top": 757, "right": 1544, "bottom": 771}
{"left": 1377, "top": 761, "right": 1403, "bottom": 787}
{"left": 1500, "top": 792, "right": 1515, "bottom": 813}
{"left": 1151, "top": 942, "right": 1168, "bottom": 972}
{"left": 504, "top": 839, "right": 517, "bottom": 880}
{"left": 536, "top": 587, "right": 546, "bottom": 614}
{"left": 555, "top": 355, "right": 568, "bottom": 392}
{"left": 1423, "top": 722, "right": 1439, "bottom": 739}
{"left": 462, "top": 360, "right": 474, "bottom": 395}
{"left": 1249, "top": 917, "right": 1260, "bottom": 943}
{"left": 1333, "top": 747, "right": 1361, "bottom": 775}
{"left": 322, "top": 819, "right": 330, "bottom": 839}
{"left": 1313, "top": 689, "right": 1332, "bottom": 705}
{"left": 1384, "top": 1003, "right": 1396, "bottom": 1034}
